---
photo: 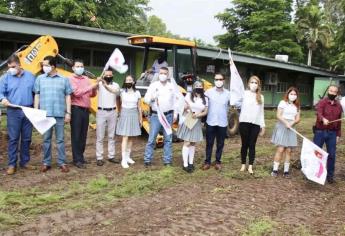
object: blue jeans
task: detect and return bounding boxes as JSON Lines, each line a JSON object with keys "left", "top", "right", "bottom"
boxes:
{"left": 43, "top": 117, "right": 66, "bottom": 166}
{"left": 7, "top": 108, "right": 33, "bottom": 167}
{"left": 313, "top": 130, "right": 337, "bottom": 179}
{"left": 144, "top": 113, "right": 173, "bottom": 164}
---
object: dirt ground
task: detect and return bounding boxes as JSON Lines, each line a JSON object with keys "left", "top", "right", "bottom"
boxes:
{"left": 0, "top": 117, "right": 345, "bottom": 235}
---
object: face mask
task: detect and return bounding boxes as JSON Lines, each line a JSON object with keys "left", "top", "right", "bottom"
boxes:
{"left": 288, "top": 94, "right": 297, "bottom": 102}
{"left": 328, "top": 93, "right": 337, "bottom": 100}
{"left": 186, "top": 80, "right": 193, "bottom": 85}
{"left": 194, "top": 88, "right": 204, "bottom": 94}
{"left": 249, "top": 83, "right": 258, "bottom": 92}
{"left": 124, "top": 82, "right": 133, "bottom": 89}
{"left": 43, "top": 66, "right": 52, "bottom": 74}
{"left": 73, "top": 67, "right": 84, "bottom": 76}
{"left": 104, "top": 76, "right": 113, "bottom": 83}
{"left": 215, "top": 80, "right": 223, "bottom": 88}
{"left": 8, "top": 68, "right": 18, "bottom": 76}
{"left": 159, "top": 74, "right": 168, "bottom": 82}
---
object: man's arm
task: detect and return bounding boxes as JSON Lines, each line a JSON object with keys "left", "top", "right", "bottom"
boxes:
{"left": 34, "top": 94, "right": 40, "bottom": 109}
{"left": 316, "top": 99, "right": 328, "bottom": 125}
{"left": 144, "top": 83, "right": 156, "bottom": 105}
{"left": 65, "top": 95, "right": 71, "bottom": 123}
{"left": 0, "top": 75, "right": 10, "bottom": 106}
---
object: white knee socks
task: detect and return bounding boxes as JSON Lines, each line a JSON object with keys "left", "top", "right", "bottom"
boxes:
{"left": 188, "top": 146, "right": 195, "bottom": 165}
{"left": 182, "top": 145, "right": 189, "bottom": 167}
{"left": 284, "top": 162, "right": 290, "bottom": 173}
{"left": 273, "top": 161, "right": 280, "bottom": 171}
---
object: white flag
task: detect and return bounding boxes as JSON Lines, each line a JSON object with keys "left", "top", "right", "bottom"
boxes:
{"left": 156, "top": 103, "right": 172, "bottom": 135}
{"left": 300, "top": 138, "right": 328, "bottom": 185}
{"left": 104, "top": 48, "right": 128, "bottom": 74}
{"left": 21, "top": 106, "right": 56, "bottom": 135}
{"left": 228, "top": 49, "right": 244, "bottom": 106}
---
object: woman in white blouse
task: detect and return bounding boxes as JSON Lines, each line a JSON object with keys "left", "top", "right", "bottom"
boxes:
{"left": 239, "top": 76, "right": 265, "bottom": 174}
{"left": 116, "top": 75, "right": 143, "bottom": 168}
{"left": 271, "top": 87, "right": 300, "bottom": 177}
{"left": 177, "top": 80, "right": 208, "bottom": 173}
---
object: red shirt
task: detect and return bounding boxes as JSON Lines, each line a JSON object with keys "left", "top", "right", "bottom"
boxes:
{"left": 69, "top": 74, "right": 97, "bottom": 108}
{"left": 315, "top": 98, "right": 343, "bottom": 137}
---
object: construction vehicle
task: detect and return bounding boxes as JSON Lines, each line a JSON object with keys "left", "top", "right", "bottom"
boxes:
{"left": 128, "top": 35, "right": 239, "bottom": 138}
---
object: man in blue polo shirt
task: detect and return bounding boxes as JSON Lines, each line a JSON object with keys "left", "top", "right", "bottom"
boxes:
{"left": 0, "top": 55, "right": 35, "bottom": 175}
{"left": 34, "top": 56, "right": 72, "bottom": 173}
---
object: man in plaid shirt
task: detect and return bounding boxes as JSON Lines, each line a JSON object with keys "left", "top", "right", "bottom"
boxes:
{"left": 34, "top": 56, "right": 72, "bottom": 173}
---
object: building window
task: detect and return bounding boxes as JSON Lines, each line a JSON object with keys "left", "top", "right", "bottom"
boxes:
{"left": 73, "top": 48, "right": 91, "bottom": 66}
{"left": 0, "top": 41, "right": 15, "bottom": 61}
{"left": 277, "top": 82, "right": 289, "bottom": 93}
{"left": 93, "top": 50, "right": 110, "bottom": 67}
{"left": 297, "top": 84, "right": 310, "bottom": 94}
{"left": 262, "top": 84, "right": 274, "bottom": 92}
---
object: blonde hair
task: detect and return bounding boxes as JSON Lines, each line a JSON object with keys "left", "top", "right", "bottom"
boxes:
{"left": 248, "top": 76, "right": 262, "bottom": 104}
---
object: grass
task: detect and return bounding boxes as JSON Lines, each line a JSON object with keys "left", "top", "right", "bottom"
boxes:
{"left": 242, "top": 217, "right": 277, "bottom": 236}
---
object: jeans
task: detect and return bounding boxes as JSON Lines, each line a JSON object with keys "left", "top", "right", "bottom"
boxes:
{"left": 313, "top": 130, "right": 337, "bottom": 179}
{"left": 43, "top": 117, "right": 66, "bottom": 166}
{"left": 144, "top": 113, "right": 173, "bottom": 164}
{"left": 7, "top": 108, "right": 33, "bottom": 167}
{"left": 239, "top": 122, "right": 261, "bottom": 165}
{"left": 71, "top": 106, "right": 89, "bottom": 164}
{"left": 205, "top": 124, "right": 227, "bottom": 164}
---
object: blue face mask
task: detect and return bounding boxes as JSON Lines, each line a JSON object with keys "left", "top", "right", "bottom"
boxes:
{"left": 74, "top": 67, "right": 84, "bottom": 76}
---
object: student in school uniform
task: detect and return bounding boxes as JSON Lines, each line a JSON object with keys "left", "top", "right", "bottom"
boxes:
{"left": 177, "top": 80, "right": 208, "bottom": 173}
{"left": 116, "top": 75, "right": 142, "bottom": 168}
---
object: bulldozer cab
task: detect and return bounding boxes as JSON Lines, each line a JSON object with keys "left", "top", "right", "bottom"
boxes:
{"left": 128, "top": 35, "right": 197, "bottom": 85}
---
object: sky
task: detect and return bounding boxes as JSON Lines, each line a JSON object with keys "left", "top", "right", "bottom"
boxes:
{"left": 148, "top": 0, "right": 231, "bottom": 45}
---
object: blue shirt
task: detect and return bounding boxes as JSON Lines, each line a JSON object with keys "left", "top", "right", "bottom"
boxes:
{"left": 0, "top": 70, "right": 35, "bottom": 106}
{"left": 34, "top": 73, "right": 72, "bottom": 117}
{"left": 205, "top": 87, "right": 231, "bottom": 127}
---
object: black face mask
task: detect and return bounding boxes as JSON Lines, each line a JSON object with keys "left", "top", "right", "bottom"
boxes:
{"left": 328, "top": 93, "right": 337, "bottom": 100}
{"left": 104, "top": 76, "right": 113, "bottom": 83}
{"left": 186, "top": 80, "right": 193, "bottom": 85}
{"left": 124, "top": 83, "right": 133, "bottom": 89}
{"left": 194, "top": 88, "right": 204, "bottom": 94}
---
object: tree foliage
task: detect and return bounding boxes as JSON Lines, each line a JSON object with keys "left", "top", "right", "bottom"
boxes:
{"left": 215, "top": 0, "right": 303, "bottom": 62}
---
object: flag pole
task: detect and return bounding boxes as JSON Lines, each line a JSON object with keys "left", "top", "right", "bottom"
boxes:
{"left": 327, "top": 117, "right": 345, "bottom": 124}
{"left": 289, "top": 127, "right": 309, "bottom": 140}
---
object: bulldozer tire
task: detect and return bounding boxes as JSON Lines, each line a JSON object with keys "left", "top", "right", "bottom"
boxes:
{"left": 227, "top": 108, "right": 239, "bottom": 136}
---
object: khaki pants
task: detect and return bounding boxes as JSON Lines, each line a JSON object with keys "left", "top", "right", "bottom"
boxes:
{"left": 96, "top": 110, "right": 117, "bottom": 160}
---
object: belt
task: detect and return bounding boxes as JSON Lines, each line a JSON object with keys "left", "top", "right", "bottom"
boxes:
{"left": 72, "top": 105, "right": 89, "bottom": 111}
{"left": 151, "top": 110, "right": 173, "bottom": 115}
{"left": 98, "top": 107, "right": 116, "bottom": 111}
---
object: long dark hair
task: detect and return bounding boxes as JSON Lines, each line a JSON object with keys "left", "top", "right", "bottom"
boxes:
{"left": 191, "top": 80, "right": 207, "bottom": 105}
{"left": 122, "top": 75, "right": 136, "bottom": 92}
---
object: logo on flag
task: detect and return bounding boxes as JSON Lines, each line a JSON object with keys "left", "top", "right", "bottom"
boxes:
{"left": 104, "top": 48, "right": 128, "bottom": 74}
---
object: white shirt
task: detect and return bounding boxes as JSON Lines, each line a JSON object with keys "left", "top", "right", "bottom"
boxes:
{"left": 278, "top": 100, "right": 298, "bottom": 120}
{"left": 239, "top": 90, "right": 265, "bottom": 128}
{"left": 121, "top": 90, "right": 141, "bottom": 109}
{"left": 152, "top": 60, "right": 168, "bottom": 73}
{"left": 98, "top": 82, "right": 120, "bottom": 109}
{"left": 185, "top": 93, "right": 208, "bottom": 113}
{"left": 144, "top": 80, "right": 176, "bottom": 113}
{"left": 205, "top": 87, "right": 231, "bottom": 127}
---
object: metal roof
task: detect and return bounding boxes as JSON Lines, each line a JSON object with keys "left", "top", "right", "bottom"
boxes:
{"left": 0, "top": 13, "right": 339, "bottom": 77}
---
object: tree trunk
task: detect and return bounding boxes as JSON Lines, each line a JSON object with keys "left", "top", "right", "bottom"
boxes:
{"left": 307, "top": 48, "right": 313, "bottom": 66}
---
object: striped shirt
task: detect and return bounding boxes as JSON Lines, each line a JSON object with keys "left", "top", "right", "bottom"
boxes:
{"left": 34, "top": 73, "right": 72, "bottom": 117}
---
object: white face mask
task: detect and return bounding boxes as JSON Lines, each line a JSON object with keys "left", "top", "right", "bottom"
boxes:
{"left": 288, "top": 94, "right": 297, "bottom": 102}
{"left": 215, "top": 80, "right": 224, "bottom": 88}
{"left": 73, "top": 67, "right": 84, "bottom": 76}
{"left": 8, "top": 68, "right": 18, "bottom": 76}
{"left": 159, "top": 74, "right": 168, "bottom": 82}
{"left": 43, "top": 65, "right": 52, "bottom": 74}
{"left": 249, "top": 83, "right": 258, "bottom": 92}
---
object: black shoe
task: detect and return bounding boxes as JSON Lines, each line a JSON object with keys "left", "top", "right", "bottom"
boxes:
{"left": 183, "top": 166, "right": 190, "bottom": 173}
{"left": 96, "top": 160, "right": 104, "bottom": 166}
{"left": 74, "top": 162, "right": 86, "bottom": 169}
{"left": 108, "top": 158, "right": 120, "bottom": 164}
{"left": 144, "top": 162, "right": 152, "bottom": 168}
{"left": 82, "top": 160, "right": 90, "bottom": 164}
{"left": 283, "top": 172, "right": 290, "bottom": 178}
{"left": 327, "top": 177, "right": 335, "bottom": 184}
{"left": 188, "top": 164, "right": 195, "bottom": 172}
{"left": 271, "top": 170, "right": 278, "bottom": 177}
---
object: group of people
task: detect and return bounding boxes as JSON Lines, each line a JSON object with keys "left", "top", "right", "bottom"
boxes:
{"left": 0, "top": 55, "right": 343, "bottom": 184}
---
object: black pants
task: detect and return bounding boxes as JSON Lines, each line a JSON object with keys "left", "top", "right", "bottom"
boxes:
{"left": 239, "top": 122, "right": 261, "bottom": 165}
{"left": 70, "top": 105, "right": 89, "bottom": 164}
{"left": 205, "top": 124, "right": 227, "bottom": 164}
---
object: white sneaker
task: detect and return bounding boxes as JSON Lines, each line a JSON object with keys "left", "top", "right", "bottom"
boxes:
{"left": 126, "top": 151, "right": 135, "bottom": 164}
{"left": 121, "top": 152, "right": 129, "bottom": 168}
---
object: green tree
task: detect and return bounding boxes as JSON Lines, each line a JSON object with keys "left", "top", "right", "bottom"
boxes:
{"left": 215, "top": 0, "right": 303, "bottom": 62}
{"left": 0, "top": 0, "right": 9, "bottom": 14}
{"left": 145, "top": 15, "right": 168, "bottom": 36}
{"left": 296, "top": 1, "right": 333, "bottom": 66}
